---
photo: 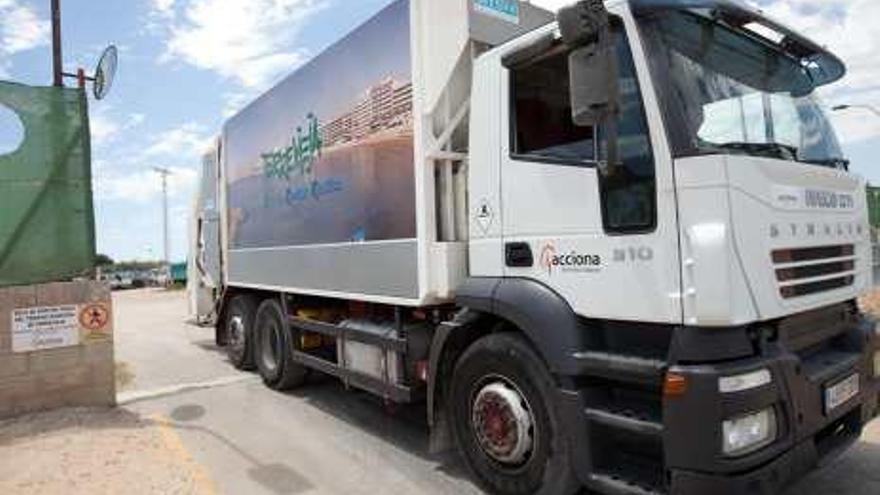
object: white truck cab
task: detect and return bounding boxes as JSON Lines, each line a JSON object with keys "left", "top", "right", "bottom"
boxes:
{"left": 190, "top": 1, "right": 879, "bottom": 493}
{"left": 470, "top": 0, "right": 869, "bottom": 326}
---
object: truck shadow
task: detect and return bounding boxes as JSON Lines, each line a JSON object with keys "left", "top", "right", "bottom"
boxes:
{"left": 163, "top": 403, "right": 315, "bottom": 495}
{"left": 284, "top": 374, "right": 476, "bottom": 484}
{"left": 287, "top": 375, "right": 880, "bottom": 495}
{"left": 155, "top": 393, "right": 880, "bottom": 495}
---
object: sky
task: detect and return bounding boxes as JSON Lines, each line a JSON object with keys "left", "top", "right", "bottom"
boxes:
{"left": 0, "top": 0, "right": 878, "bottom": 263}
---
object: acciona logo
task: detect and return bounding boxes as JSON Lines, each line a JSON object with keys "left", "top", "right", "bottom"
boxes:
{"left": 539, "top": 242, "right": 602, "bottom": 276}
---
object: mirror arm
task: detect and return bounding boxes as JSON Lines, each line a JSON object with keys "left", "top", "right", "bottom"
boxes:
{"left": 61, "top": 72, "right": 95, "bottom": 82}
{"left": 560, "top": 0, "right": 621, "bottom": 176}
{"left": 601, "top": 113, "right": 619, "bottom": 177}
{"left": 599, "top": 26, "right": 621, "bottom": 177}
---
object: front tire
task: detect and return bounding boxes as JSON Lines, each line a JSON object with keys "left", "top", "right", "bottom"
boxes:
{"left": 224, "top": 295, "right": 258, "bottom": 370}
{"left": 254, "top": 299, "right": 307, "bottom": 391}
{"left": 450, "top": 333, "right": 579, "bottom": 495}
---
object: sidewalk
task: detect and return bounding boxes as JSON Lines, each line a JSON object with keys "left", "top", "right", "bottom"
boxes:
{"left": 0, "top": 407, "right": 215, "bottom": 495}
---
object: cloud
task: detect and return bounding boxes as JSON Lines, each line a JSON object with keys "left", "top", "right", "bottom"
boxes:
{"left": 91, "top": 111, "right": 145, "bottom": 146}
{"left": 142, "top": 121, "right": 214, "bottom": 158}
{"left": 154, "top": 0, "right": 325, "bottom": 90}
{"left": 94, "top": 165, "right": 198, "bottom": 203}
{"left": 530, "top": 0, "right": 569, "bottom": 11}
{"left": 222, "top": 90, "right": 258, "bottom": 117}
{"left": 92, "top": 120, "right": 212, "bottom": 206}
{"left": 92, "top": 119, "right": 209, "bottom": 260}
{"left": 153, "top": 0, "right": 176, "bottom": 18}
{"left": 0, "top": 0, "right": 50, "bottom": 56}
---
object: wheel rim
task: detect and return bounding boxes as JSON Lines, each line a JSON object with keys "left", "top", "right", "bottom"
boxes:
{"left": 471, "top": 377, "right": 536, "bottom": 466}
{"left": 228, "top": 315, "right": 245, "bottom": 351}
{"left": 261, "top": 318, "right": 281, "bottom": 373}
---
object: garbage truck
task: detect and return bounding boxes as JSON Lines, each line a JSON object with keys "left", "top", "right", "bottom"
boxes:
{"left": 189, "top": 0, "right": 880, "bottom": 493}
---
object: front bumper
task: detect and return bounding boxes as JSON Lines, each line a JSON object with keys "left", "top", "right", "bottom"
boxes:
{"left": 663, "top": 319, "right": 878, "bottom": 484}
{"left": 559, "top": 309, "right": 880, "bottom": 495}
{"left": 664, "top": 353, "right": 878, "bottom": 495}
{"left": 670, "top": 438, "right": 834, "bottom": 494}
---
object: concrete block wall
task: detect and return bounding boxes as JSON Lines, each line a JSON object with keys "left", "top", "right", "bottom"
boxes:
{"left": 0, "top": 281, "right": 115, "bottom": 419}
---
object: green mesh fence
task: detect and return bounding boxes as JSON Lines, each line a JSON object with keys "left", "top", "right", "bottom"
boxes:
{"left": 868, "top": 186, "right": 880, "bottom": 230}
{"left": 0, "top": 81, "right": 95, "bottom": 287}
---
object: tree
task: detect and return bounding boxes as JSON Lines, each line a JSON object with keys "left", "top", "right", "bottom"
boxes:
{"left": 95, "top": 254, "right": 115, "bottom": 267}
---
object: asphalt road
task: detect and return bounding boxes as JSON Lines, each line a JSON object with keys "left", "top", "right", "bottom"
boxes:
{"left": 114, "top": 289, "right": 880, "bottom": 495}
{"left": 114, "top": 289, "right": 239, "bottom": 395}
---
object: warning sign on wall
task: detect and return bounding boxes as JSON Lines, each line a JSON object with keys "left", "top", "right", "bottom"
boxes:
{"left": 78, "top": 302, "right": 112, "bottom": 342}
{"left": 10, "top": 302, "right": 113, "bottom": 352}
{"left": 12, "top": 305, "right": 80, "bottom": 352}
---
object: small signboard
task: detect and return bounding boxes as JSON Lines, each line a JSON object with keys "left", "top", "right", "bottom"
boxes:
{"left": 473, "top": 0, "right": 520, "bottom": 24}
{"left": 78, "top": 302, "right": 112, "bottom": 342}
{"left": 12, "top": 305, "right": 80, "bottom": 352}
{"left": 11, "top": 302, "right": 112, "bottom": 352}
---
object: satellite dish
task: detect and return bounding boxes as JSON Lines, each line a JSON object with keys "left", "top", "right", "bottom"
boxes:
{"left": 93, "top": 45, "right": 118, "bottom": 101}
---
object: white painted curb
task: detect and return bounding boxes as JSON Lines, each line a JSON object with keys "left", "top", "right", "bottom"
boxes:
{"left": 117, "top": 375, "right": 259, "bottom": 405}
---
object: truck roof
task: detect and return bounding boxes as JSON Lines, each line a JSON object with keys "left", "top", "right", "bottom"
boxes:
{"left": 629, "top": 0, "right": 845, "bottom": 85}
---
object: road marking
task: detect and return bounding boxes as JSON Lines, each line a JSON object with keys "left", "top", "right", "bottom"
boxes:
{"left": 118, "top": 375, "right": 258, "bottom": 405}
{"left": 151, "top": 413, "right": 217, "bottom": 495}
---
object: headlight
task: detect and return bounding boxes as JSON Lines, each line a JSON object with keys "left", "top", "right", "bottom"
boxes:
{"left": 719, "top": 369, "right": 771, "bottom": 393}
{"left": 722, "top": 408, "right": 777, "bottom": 457}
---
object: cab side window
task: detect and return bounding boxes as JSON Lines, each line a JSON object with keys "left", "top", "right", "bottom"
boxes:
{"left": 509, "top": 27, "right": 656, "bottom": 233}
{"left": 599, "top": 29, "right": 656, "bottom": 232}
{"left": 511, "top": 51, "right": 597, "bottom": 164}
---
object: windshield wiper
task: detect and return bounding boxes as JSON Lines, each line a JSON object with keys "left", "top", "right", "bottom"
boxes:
{"left": 716, "top": 142, "right": 799, "bottom": 161}
{"left": 682, "top": 142, "right": 850, "bottom": 170}
{"left": 801, "top": 157, "right": 850, "bottom": 170}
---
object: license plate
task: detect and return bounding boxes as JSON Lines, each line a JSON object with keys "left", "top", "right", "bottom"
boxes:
{"left": 825, "top": 373, "right": 860, "bottom": 413}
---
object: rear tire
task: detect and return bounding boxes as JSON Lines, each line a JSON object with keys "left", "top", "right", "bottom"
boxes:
{"left": 224, "top": 295, "right": 257, "bottom": 370}
{"left": 254, "top": 299, "right": 307, "bottom": 391}
{"left": 450, "top": 333, "right": 579, "bottom": 495}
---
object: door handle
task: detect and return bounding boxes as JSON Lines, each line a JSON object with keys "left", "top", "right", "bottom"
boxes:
{"left": 505, "top": 242, "right": 534, "bottom": 268}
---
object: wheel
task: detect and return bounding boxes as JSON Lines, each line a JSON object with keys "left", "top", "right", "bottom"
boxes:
{"left": 254, "top": 299, "right": 307, "bottom": 391}
{"left": 224, "top": 295, "right": 258, "bottom": 370}
{"left": 450, "top": 333, "right": 579, "bottom": 495}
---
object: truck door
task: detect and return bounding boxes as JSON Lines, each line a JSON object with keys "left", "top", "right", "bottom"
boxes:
{"left": 499, "top": 19, "right": 682, "bottom": 324}
{"left": 190, "top": 144, "right": 222, "bottom": 322}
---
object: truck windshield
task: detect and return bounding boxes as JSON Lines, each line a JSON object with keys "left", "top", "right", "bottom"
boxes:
{"left": 636, "top": 9, "right": 847, "bottom": 168}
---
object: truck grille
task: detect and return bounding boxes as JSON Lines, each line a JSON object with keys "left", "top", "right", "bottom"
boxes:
{"left": 772, "top": 244, "right": 855, "bottom": 299}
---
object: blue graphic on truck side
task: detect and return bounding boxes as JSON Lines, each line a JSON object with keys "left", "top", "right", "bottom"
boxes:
{"left": 473, "top": 0, "right": 520, "bottom": 24}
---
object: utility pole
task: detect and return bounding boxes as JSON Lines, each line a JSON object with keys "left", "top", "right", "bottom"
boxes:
{"left": 51, "top": 0, "right": 63, "bottom": 87}
{"left": 152, "top": 167, "right": 172, "bottom": 280}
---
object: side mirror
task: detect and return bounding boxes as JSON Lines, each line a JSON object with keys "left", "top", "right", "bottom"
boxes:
{"left": 558, "top": 0, "right": 620, "bottom": 175}
{"left": 568, "top": 43, "right": 616, "bottom": 127}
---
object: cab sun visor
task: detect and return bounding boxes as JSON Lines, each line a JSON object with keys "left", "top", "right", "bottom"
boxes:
{"left": 631, "top": 0, "right": 846, "bottom": 88}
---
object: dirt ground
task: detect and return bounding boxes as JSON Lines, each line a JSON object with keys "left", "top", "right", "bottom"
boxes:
{"left": 0, "top": 408, "right": 214, "bottom": 495}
